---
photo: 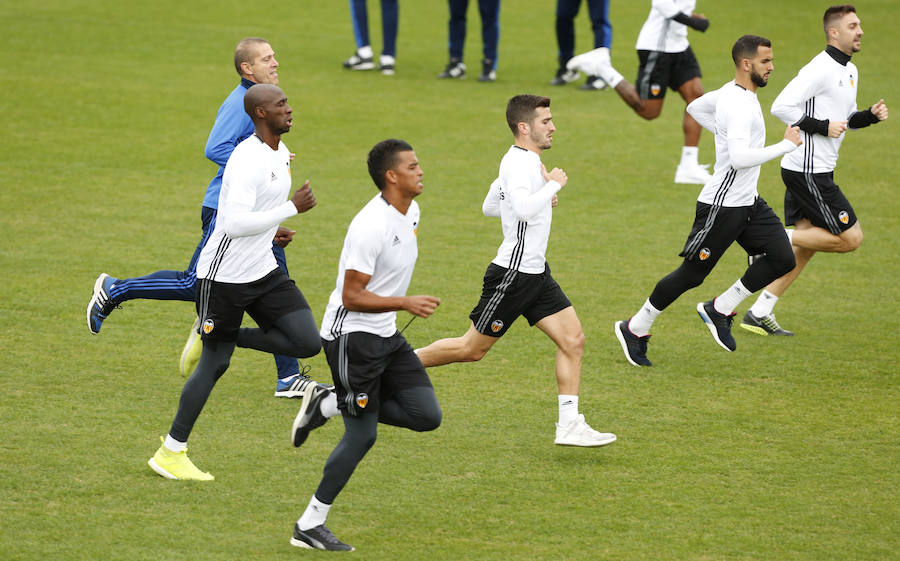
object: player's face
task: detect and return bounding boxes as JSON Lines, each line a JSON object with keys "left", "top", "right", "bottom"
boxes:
{"left": 528, "top": 107, "right": 556, "bottom": 151}
{"left": 263, "top": 92, "right": 292, "bottom": 135}
{"left": 749, "top": 46, "right": 774, "bottom": 88}
{"left": 247, "top": 43, "right": 279, "bottom": 84}
{"left": 391, "top": 151, "right": 424, "bottom": 197}
{"left": 832, "top": 12, "right": 863, "bottom": 54}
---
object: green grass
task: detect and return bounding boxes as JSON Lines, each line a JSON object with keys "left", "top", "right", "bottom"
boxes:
{"left": 2, "top": 1, "right": 897, "bottom": 559}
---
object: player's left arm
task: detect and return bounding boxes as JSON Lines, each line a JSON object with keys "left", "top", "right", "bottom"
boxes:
{"left": 848, "top": 99, "right": 888, "bottom": 129}
{"left": 686, "top": 87, "right": 720, "bottom": 132}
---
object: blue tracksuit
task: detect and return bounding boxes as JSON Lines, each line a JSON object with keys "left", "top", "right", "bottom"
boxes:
{"left": 447, "top": 0, "right": 500, "bottom": 68}
{"left": 555, "top": 0, "right": 612, "bottom": 63}
{"left": 349, "top": 0, "right": 399, "bottom": 57}
{"left": 106, "top": 77, "right": 299, "bottom": 379}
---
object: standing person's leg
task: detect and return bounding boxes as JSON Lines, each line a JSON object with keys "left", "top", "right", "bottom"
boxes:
{"left": 476, "top": 0, "right": 500, "bottom": 81}
{"left": 550, "top": 0, "right": 582, "bottom": 85}
{"left": 439, "top": 0, "right": 469, "bottom": 78}
{"left": 587, "top": 0, "right": 612, "bottom": 49}
{"left": 378, "top": 0, "right": 399, "bottom": 74}
{"left": 344, "top": 0, "right": 376, "bottom": 70}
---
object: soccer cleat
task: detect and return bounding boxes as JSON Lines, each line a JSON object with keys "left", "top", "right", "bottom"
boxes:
{"left": 674, "top": 162, "right": 713, "bottom": 184}
{"left": 291, "top": 523, "right": 354, "bottom": 551}
{"left": 179, "top": 317, "right": 202, "bottom": 377}
{"left": 86, "top": 273, "right": 120, "bottom": 334}
{"left": 550, "top": 66, "right": 579, "bottom": 86}
{"left": 566, "top": 47, "right": 611, "bottom": 78}
{"left": 740, "top": 311, "right": 794, "bottom": 336}
{"left": 275, "top": 367, "right": 316, "bottom": 399}
{"left": 697, "top": 300, "right": 737, "bottom": 352}
{"left": 554, "top": 414, "right": 617, "bottom": 447}
{"left": 438, "top": 58, "right": 466, "bottom": 79}
{"left": 342, "top": 50, "right": 375, "bottom": 71}
{"left": 292, "top": 384, "right": 331, "bottom": 447}
{"left": 148, "top": 437, "right": 214, "bottom": 481}
{"left": 579, "top": 76, "right": 608, "bottom": 91}
{"left": 478, "top": 58, "right": 496, "bottom": 82}
{"left": 379, "top": 54, "right": 395, "bottom": 75}
{"left": 614, "top": 320, "right": 652, "bottom": 366}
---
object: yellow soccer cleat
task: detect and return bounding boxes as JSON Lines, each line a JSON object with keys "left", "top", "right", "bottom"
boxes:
{"left": 148, "top": 437, "right": 214, "bottom": 481}
{"left": 179, "top": 317, "right": 203, "bottom": 377}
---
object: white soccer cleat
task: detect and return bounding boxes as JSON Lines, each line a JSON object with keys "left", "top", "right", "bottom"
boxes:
{"left": 554, "top": 414, "right": 617, "bottom": 447}
{"left": 566, "top": 47, "right": 611, "bottom": 77}
{"left": 674, "top": 162, "right": 713, "bottom": 185}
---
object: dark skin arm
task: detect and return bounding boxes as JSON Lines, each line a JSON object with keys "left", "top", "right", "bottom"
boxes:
{"left": 342, "top": 270, "right": 440, "bottom": 318}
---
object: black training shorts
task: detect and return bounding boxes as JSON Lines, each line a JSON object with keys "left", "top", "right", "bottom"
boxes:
{"left": 781, "top": 168, "right": 857, "bottom": 234}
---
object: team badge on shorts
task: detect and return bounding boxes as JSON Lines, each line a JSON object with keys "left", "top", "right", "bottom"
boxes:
{"left": 355, "top": 393, "right": 369, "bottom": 409}
{"left": 491, "top": 319, "right": 504, "bottom": 333}
{"left": 698, "top": 248, "right": 711, "bottom": 261}
{"left": 650, "top": 83, "right": 661, "bottom": 96}
{"left": 839, "top": 211, "right": 849, "bottom": 224}
{"left": 202, "top": 318, "right": 215, "bottom": 335}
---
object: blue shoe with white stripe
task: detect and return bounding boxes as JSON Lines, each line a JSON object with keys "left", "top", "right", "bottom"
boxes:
{"left": 86, "top": 273, "right": 119, "bottom": 334}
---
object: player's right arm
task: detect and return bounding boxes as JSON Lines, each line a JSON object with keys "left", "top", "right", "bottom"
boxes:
{"left": 482, "top": 178, "right": 502, "bottom": 217}
{"left": 342, "top": 270, "right": 440, "bottom": 318}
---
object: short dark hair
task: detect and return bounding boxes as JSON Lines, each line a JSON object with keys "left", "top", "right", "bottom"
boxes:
{"left": 731, "top": 35, "right": 772, "bottom": 66}
{"left": 506, "top": 95, "right": 551, "bottom": 135}
{"left": 367, "top": 139, "right": 414, "bottom": 190}
{"left": 824, "top": 4, "right": 856, "bottom": 34}
{"left": 234, "top": 37, "right": 269, "bottom": 77}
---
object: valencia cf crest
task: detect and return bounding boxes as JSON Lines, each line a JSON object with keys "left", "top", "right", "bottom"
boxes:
{"left": 839, "top": 211, "right": 849, "bottom": 224}
{"left": 698, "top": 248, "right": 711, "bottom": 261}
{"left": 202, "top": 318, "right": 215, "bottom": 334}
{"left": 356, "top": 393, "right": 369, "bottom": 409}
{"left": 650, "top": 83, "right": 661, "bottom": 96}
{"left": 491, "top": 319, "right": 504, "bottom": 333}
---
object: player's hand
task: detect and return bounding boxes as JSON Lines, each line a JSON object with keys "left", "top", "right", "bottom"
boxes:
{"left": 404, "top": 295, "right": 441, "bottom": 318}
{"left": 289, "top": 152, "right": 296, "bottom": 162}
{"left": 273, "top": 226, "right": 296, "bottom": 248}
{"left": 871, "top": 99, "right": 888, "bottom": 121}
{"left": 291, "top": 180, "right": 317, "bottom": 213}
{"left": 551, "top": 194, "right": 559, "bottom": 207}
{"left": 542, "top": 164, "right": 568, "bottom": 188}
{"left": 784, "top": 125, "right": 802, "bottom": 146}
{"left": 828, "top": 120, "right": 848, "bottom": 138}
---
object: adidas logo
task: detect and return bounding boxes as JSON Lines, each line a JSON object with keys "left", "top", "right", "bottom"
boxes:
{"left": 392, "top": 235, "right": 401, "bottom": 246}
{"left": 271, "top": 171, "right": 277, "bottom": 180}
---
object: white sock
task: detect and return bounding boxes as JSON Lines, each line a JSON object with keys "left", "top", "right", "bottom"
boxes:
{"left": 785, "top": 228, "right": 794, "bottom": 245}
{"left": 297, "top": 495, "right": 331, "bottom": 531}
{"left": 164, "top": 434, "right": 187, "bottom": 453}
{"left": 320, "top": 391, "right": 340, "bottom": 419}
{"left": 628, "top": 299, "right": 662, "bottom": 337}
{"left": 714, "top": 280, "right": 752, "bottom": 316}
{"left": 558, "top": 395, "right": 579, "bottom": 426}
{"left": 749, "top": 289, "right": 779, "bottom": 318}
{"left": 680, "top": 146, "right": 699, "bottom": 167}
{"left": 357, "top": 45, "right": 373, "bottom": 59}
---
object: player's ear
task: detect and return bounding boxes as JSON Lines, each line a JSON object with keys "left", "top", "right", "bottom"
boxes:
{"left": 516, "top": 121, "right": 529, "bottom": 137}
{"left": 384, "top": 168, "right": 397, "bottom": 186}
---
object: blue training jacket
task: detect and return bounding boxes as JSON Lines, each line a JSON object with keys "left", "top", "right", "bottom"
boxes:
{"left": 202, "top": 77, "right": 256, "bottom": 209}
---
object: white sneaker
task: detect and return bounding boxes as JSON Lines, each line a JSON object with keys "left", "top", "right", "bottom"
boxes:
{"left": 554, "top": 414, "right": 617, "bottom": 447}
{"left": 566, "top": 47, "right": 611, "bottom": 77}
{"left": 674, "top": 163, "right": 713, "bottom": 185}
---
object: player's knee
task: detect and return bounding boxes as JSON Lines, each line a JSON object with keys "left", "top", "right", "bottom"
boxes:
{"left": 637, "top": 107, "right": 661, "bottom": 120}
{"left": 287, "top": 333, "right": 321, "bottom": 358}
{"left": 560, "top": 330, "right": 586, "bottom": 356}
{"left": 411, "top": 408, "right": 442, "bottom": 433}
{"left": 460, "top": 341, "right": 490, "bottom": 362}
{"left": 771, "top": 251, "right": 796, "bottom": 277}
{"left": 839, "top": 228, "right": 862, "bottom": 252}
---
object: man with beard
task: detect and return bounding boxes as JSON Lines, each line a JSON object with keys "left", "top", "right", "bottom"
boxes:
{"left": 614, "top": 35, "right": 802, "bottom": 366}
{"left": 148, "top": 84, "right": 321, "bottom": 480}
{"left": 415, "top": 94, "right": 617, "bottom": 448}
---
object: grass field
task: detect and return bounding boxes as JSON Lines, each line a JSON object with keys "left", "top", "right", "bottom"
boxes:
{"left": 2, "top": 1, "right": 898, "bottom": 559}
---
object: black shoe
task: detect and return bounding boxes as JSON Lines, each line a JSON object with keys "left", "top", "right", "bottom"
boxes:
{"left": 696, "top": 300, "right": 736, "bottom": 351}
{"left": 550, "top": 66, "right": 579, "bottom": 85}
{"left": 478, "top": 58, "right": 496, "bottom": 82}
{"left": 438, "top": 58, "right": 466, "bottom": 79}
{"left": 740, "top": 310, "right": 794, "bottom": 336}
{"left": 614, "top": 320, "right": 652, "bottom": 366}
{"left": 579, "top": 76, "right": 608, "bottom": 90}
{"left": 291, "top": 523, "right": 354, "bottom": 551}
{"left": 291, "top": 384, "right": 331, "bottom": 447}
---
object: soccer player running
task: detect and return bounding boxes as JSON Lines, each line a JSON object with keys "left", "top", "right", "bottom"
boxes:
{"left": 290, "top": 140, "right": 441, "bottom": 551}
{"left": 147, "top": 84, "right": 322, "bottom": 481}
{"left": 741, "top": 4, "right": 888, "bottom": 336}
{"left": 413, "top": 95, "right": 616, "bottom": 447}
{"left": 565, "top": 0, "right": 713, "bottom": 184}
{"left": 614, "top": 35, "right": 803, "bottom": 367}
{"left": 86, "top": 38, "right": 319, "bottom": 398}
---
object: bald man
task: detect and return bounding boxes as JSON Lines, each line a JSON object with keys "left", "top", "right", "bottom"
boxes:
{"left": 148, "top": 84, "right": 322, "bottom": 481}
